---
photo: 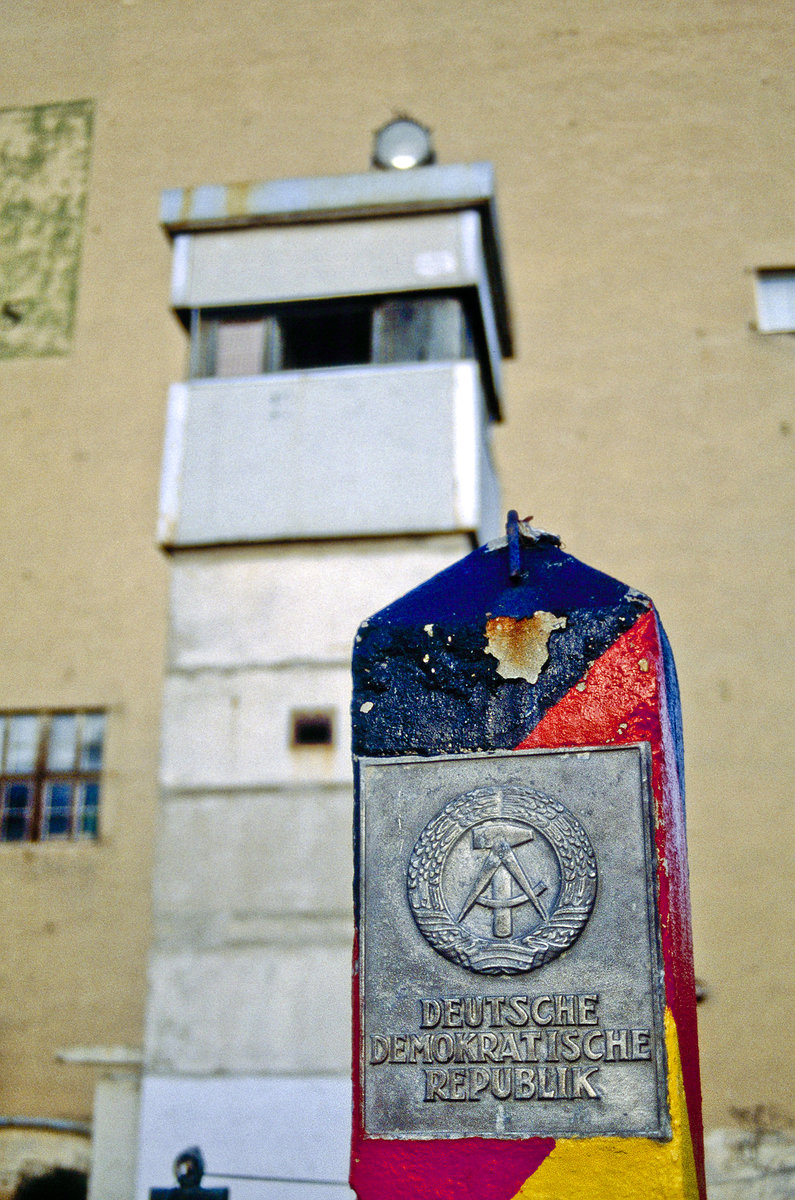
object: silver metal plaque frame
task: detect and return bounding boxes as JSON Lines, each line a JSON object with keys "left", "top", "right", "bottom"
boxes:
{"left": 357, "top": 743, "right": 669, "bottom": 1140}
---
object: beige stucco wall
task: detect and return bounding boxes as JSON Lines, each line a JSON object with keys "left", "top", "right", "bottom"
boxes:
{"left": 0, "top": 4, "right": 170, "bottom": 1125}
{"left": 0, "top": 0, "right": 791, "bottom": 1151}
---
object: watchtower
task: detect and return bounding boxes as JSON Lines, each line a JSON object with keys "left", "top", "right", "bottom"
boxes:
{"left": 136, "top": 153, "right": 514, "bottom": 1185}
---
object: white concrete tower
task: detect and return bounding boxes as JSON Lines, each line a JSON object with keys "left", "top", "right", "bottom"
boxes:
{"left": 136, "top": 157, "right": 512, "bottom": 1195}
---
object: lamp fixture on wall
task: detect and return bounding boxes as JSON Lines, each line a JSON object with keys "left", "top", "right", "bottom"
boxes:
{"left": 372, "top": 117, "right": 435, "bottom": 170}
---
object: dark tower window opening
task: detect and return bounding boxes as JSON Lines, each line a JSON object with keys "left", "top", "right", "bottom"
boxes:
{"left": 186, "top": 292, "right": 474, "bottom": 380}
{"left": 279, "top": 300, "right": 373, "bottom": 370}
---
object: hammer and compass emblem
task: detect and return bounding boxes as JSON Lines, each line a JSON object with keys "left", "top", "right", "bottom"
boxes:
{"left": 407, "top": 785, "right": 598, "bottom": 975}
{"left": 458, "top": 821, "right": 549, "bottom": 939}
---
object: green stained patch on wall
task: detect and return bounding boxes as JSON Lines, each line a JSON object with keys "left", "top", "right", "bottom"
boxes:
{"left": 0, "top": 100, "right": 94, "bottom": 358}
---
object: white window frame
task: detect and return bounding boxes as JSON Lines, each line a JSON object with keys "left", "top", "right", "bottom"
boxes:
{"left": 752, "top": 268, "right": 795, "bottom": 334}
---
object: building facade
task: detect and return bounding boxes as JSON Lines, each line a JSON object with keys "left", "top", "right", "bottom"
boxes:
{"left": 0, "top": 2, "right": 792, "bottom": 1198}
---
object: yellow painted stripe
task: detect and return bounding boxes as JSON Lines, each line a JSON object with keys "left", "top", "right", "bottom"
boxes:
{"left": 511, "top": 1008, "right": 699, "bottom": 1200}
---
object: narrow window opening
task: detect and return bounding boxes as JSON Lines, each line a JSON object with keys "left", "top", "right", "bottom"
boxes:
{"left": 290, "top": 710, "right": 335, "bottom": 748}
{"left": 753, "top": 268, "right": 795, "bottom": 333}
{"left": 280, "top": 301, "right": 372, "bottom": 370}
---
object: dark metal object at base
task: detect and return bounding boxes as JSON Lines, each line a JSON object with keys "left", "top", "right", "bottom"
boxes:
{"left": 149, "top": 1147, "right": 229, "bottom": 1200}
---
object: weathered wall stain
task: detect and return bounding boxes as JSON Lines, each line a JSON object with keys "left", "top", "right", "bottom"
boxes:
{"left": 485, "top": 613, "right": 567, "bottom": 682}
{"left": 0, "top": 100, "right": 93, "bottom": 358}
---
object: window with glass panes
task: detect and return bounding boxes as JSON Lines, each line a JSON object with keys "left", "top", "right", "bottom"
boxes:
{"left": 0, "top": 711, "right": 105, "bottom": 841}
{"left": 187, "top": 293, "right": 474, "bottom": 378}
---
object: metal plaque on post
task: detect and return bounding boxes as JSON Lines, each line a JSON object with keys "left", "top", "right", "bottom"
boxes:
{"left": 358, "top": 743, "right": 667, "bottom": 1140}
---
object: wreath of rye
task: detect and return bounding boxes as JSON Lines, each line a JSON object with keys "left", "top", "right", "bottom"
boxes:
{"left": 407, "top": 785, "right": 598, "bottom": 975}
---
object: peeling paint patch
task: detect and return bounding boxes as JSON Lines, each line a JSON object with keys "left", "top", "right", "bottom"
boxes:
{"left": 485, "top": 612, "right": 566, "bottom": 683}
{"left": 352, "top": 537, "right": 650, "bottom": 758}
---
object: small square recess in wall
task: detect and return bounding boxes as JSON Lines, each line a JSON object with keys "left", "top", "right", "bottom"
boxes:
{"left": 290, "top": 710, "right": 335, "bottom": 748}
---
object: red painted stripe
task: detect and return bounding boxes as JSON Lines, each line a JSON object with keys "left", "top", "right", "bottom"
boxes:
{"left": 517, "top": 609, "right": 705, "bottom": 1197}
{"left": 351, "top": 1135, "right": 555, "bottom": 1200}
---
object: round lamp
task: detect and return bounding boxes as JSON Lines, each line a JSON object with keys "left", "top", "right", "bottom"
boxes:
{"left": 372, "top": 118, "right": 435, "bottom": 170}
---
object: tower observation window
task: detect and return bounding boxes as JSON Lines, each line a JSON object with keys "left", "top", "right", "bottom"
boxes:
{"left": 188, "top": 293, "right": 473, "bottom": 379}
